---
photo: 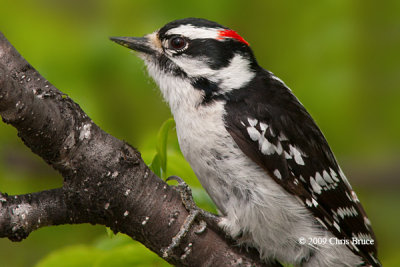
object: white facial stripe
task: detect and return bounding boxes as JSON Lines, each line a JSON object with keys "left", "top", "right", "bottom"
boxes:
{"left": 172, "top": 54, "right": 255, "bottom": 92}
{"left": 216, "top": 55, "right": 255, "bottom": 90}
{"left": 173, "top": 56, "right": 213, "bottom": 76}
{"left": 165, "top": 25, "right": 224, "bottom": 40}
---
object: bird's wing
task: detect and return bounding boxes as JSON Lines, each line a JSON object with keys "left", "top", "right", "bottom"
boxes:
{"left": 223, "top": 73, "right": 380, "bottom": 266}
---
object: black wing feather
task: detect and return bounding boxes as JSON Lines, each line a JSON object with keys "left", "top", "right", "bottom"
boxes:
{"left": 223, "top": 70, "right": 380, "bottom": 266}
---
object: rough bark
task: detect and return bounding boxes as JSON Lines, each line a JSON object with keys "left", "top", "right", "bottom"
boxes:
{"left": 0, "top": 32, "right": 280, "bottom": 266}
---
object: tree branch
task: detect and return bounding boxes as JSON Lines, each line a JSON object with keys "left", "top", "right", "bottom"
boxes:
{"left": 0, "top": 189, "right": 67, "bottom": 241}
{"left": 0, "top": 32, "right": 279, "bottom": 266}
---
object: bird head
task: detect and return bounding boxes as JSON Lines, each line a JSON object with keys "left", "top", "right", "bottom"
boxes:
{"left": 111, "top": 18, "right": 258, "bottom": 110}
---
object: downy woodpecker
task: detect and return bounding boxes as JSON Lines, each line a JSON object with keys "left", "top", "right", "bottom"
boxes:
{"left": 111, "top": 18, "right": 380, "bottom": 266}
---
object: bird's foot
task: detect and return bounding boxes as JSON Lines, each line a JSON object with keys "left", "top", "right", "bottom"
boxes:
{"left": 161, "top": 175, "right": 219, "bottom": 259}
{"left": 166, "top": 175, "right": 220, "bottom": 224}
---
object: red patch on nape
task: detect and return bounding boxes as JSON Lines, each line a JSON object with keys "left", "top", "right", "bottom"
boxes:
{"left": 218, "top": 29, "right": 249, "bottom": 46}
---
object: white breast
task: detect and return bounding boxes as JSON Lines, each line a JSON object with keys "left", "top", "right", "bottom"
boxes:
{"left": 173, "top": 98, "right": 319, "bottom": 257}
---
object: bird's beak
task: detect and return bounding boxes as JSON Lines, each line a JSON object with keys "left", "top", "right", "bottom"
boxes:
{"left": 109, "top": 36, "right": 155, "bottom": 54}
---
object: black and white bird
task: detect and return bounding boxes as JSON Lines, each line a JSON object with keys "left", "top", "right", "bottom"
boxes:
{"left": 111, "top": 18, "right": 380, "bottom": 266}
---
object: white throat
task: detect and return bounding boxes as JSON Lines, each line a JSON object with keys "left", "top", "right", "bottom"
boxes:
{"left": 142, "top": 53, "right": 255, "bottom": 114}
{"left": 143, "top": 55, "right": 203, "bottom": 114}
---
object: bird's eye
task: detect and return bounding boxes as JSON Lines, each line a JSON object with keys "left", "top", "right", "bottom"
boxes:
{"left": 169, "top": 36, "right": 187, "bottom": 50}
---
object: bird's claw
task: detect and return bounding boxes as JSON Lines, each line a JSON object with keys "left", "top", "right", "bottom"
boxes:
{"left": 166, "top": 175, "right": 197, "bottom": 211}
{"left": 162, "top": 175, "right": 219, "bottom": 259}
{"left": 165, "top": 175, "right": 184, "bottom": 184}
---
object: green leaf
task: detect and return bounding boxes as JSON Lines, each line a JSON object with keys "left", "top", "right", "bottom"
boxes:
{"left": 149, "top": 118, "right": 175, "bottom": 179}
{"left": 105, "top": 227, "right": 116, "bottom": 238}
{"left": 149, "top": 154, "right": 162, "bottom": 178}
{"left": 156, "top": 118, "right": 175, "bottom": 173}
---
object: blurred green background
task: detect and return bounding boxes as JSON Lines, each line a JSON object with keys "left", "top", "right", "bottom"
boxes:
{"left": 0, "top": 0, "right": 399, "bottom": 266}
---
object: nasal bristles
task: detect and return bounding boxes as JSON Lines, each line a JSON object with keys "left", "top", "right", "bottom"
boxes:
{"left": 217, "top": 29, "right": 249, "bottom": 46}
